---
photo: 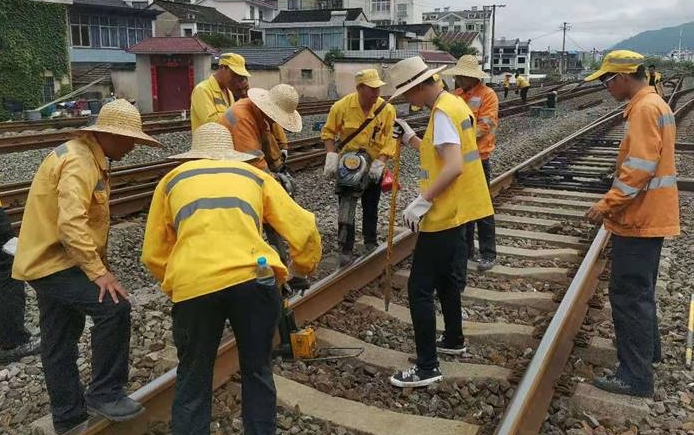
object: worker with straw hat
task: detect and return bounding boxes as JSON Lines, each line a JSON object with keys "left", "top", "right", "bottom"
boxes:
{"left": 386, "top": 57, "right": 493, "bottom": 388}
{"left": 12, "top": 99, "right": 161, "bottom": 434}
{"left": 444, "top": 54, "right": 498, "bottom": 271}
{"left": 190, "top": 52, "right": 251, "bottom": 131}
{"left": 142, "top": 122, "right": 321, "bottom": 435}
{"left": 584, "top": 50, "right": 679, "bottom": 398}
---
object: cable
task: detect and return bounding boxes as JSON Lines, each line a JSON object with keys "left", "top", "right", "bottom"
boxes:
{"left": 566, "top": 34, "right": 588, "bottom": 52}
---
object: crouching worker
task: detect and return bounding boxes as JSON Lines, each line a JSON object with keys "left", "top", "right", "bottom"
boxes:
{"left": 141, "top": 123, "right": 322, "bottom": 435}
{"left": 12, "top": 100, "right": 160, "bottom": 434}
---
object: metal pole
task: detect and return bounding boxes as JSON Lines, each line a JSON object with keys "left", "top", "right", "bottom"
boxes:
{"left": 486, "top": 4, "right": 505, "bottom": 78}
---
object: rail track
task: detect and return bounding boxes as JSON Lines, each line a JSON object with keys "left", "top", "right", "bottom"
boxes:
{"left": 26, "top": 84, "right": 694, "bottom": 435}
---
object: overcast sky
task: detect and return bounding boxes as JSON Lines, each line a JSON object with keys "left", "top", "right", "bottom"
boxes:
{"left": 420, "top": 0, "right": 694, "bottom": 51}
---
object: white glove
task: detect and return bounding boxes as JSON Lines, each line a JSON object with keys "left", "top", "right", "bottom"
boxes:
{"left": 369, "top": 159, "right": 386, "bottom": 182}
{"left": 323, "top": 152, "right": 339, "bottom": 178}
{"left": 281, "top": 149, "right": 288, "bottom": 161}
{"left": 392, "top": 118, "right": 416, "bottom": 146}
{"left": 403, "top": 195, "right": 433, "bottom": 232}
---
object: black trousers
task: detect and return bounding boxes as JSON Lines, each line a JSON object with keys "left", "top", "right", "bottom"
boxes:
{"left": 0, "top": 207, "right": 30, "bottom": 348}
{"left": 338, "top": 180, "right": 381, "bottom": 253}
{"left": 408, "top": 225, "right": 467, "bottom": 370}
{"left": 609, "top": 235, "right": 663, "bottom": 390}
{"left": 503, "top": 88, "right": 509, "bottom": 99}
{"left": 172, "top": 280, "right": 280, "bottom": 435}
{"left": 29, "top": 267, "right": 131, "bottom": 426}
{"left": 465, "top": 159, "right": 496, "bottom": 259}
{"left": 520, "top": 87, "right": 529, "bottom": 103}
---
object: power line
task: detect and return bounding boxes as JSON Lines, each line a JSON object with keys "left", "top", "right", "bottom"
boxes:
{"left": 566, "top": 34, "right": 588, "bottom": 52}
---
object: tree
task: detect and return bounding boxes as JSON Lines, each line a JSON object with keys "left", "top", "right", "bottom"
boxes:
{"left": 324, "top": 47, "right": 344, "bottom": 70}
{"left": 432, "top": 37, "right": 478, "bottom": 59}
{"left": 196, "top": 32, "right": 238, "bottom": 48}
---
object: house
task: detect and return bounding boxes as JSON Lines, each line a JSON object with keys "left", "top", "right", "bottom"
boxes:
{"left": 376, "top": 23, "right": 437, "bottom": 50}
{"left": 531, "top": 50, "right": 584, "bottom": 75}
{"left": 435, "top": 31, "right": 484, "bottom": 60}
{"left": 195, "top": 0, "right": 280, "bottom": 26}
{"left": 422, "top": 6, "right": 492, "bottom": 68}
{"left": 492, "top": 37, "right": 531, "bottom": 76}
{"left": 149, "top": 0, "right": 251, "bottom": 44}
{"left": 217, "top": 47, "right": 330, "bottom": 99}
{"left": 276, "top": 0, "right": 422, "bottom": 25}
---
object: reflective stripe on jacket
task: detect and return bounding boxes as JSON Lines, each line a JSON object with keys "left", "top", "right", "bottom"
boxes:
{"left": 418, "top": 92, "right": 494, "bottom": 232}
{"left": 12, "top": 135, "right": 110, "bottom": 281}
{"left": 320, "top": 93, "right": 396, "bottom": 160}
{"left": 455, "top": 82, "right": 499, "bottom": 160}
{"left": 142, "top": 159, "right": 322, "bottom": 303}
{"left": 190, "top": 75, "right": 234, "bottom": 131}
{"left": 595, "top": 87, "right": 680, "bottom": 237}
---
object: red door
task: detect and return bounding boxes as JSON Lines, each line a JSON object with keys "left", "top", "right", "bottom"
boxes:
{"left": 156, "top": 66, "right": 191, "bottom": 112}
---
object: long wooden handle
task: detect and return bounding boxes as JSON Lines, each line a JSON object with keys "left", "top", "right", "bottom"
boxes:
{"left": 384, "top": 141, "right": 402, "bottom": 312}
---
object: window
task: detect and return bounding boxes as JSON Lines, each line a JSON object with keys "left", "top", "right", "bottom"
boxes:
{"left": 466, "top": 24, "right": 474, "bottom": 30}
{"left": 518, "top": 57, "right": 526, "bottom": 63}
{"left": 397, "top": 3, "right": 407, "bottom": 16}
{"left": 440, "top": 26, "right": 448, "bottom": 32}
{"left": 288, "top": 0, "right": 298, "bottom": 9}
{"left": 502, "top": 58, "right": 510, "bottom": 64}
{"left": 259, "top": 10, "right": 263, "bottom": 21}
{"left": 301, "top": 69, "right": 313, "bottom": 79}
{"left": 131, "top": 1, "right": 148, "bottom": 8}
{"left": 493, "top": 58, "right": 499, "bottom": 64}
{"left": 370, "top": 0, "right": 390, "bottom": 13}
{"left": 454, "top": 25, "right": 461, "bottom": 32}
{"left": 70, "top": 14, "right": 91, "bottom": 47}
{"left": 43, "top": 76, "right": 54, "bottom": 103}
{"left": 183, "top": 28, "right": 193, "bottom": 36}
{"left": 249, "top": 5, "right": 255, "bottom": 19}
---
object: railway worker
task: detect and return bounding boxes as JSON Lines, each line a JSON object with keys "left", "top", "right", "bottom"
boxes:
{"left": 0, "top": 200, "right": 41, "bottom": 363}
{"left": 502, "top": 73, "right": 512, "bottom": 99}
{"left": 646, "top": 64, "right": 665, "bottom": 98}
{"left": 142, "top": 122, "right": 321, "bottom": 435}
{"left": 11, "top": 100, "right": 161, "bottom": 433}
{"left": 515, "top": 72, "right": 530, "bottom": 103}
{"left": 190, "top": 52, "right": 251, "bottom": 131}
{"left": 445, "top": 54, "right": 499, "bottom": 271}
{"left": 320, "top": 68, "right": 397, "bottom": 266}
{"left": 386, "top": 57, "right": 494, "bottom": 387}
{"left": 584, "top": 50, "right": 679, "bottom": 398}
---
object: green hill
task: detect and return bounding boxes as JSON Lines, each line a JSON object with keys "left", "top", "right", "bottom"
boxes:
{"left": 611, "top": 22, "right": 694, "bottom": 54}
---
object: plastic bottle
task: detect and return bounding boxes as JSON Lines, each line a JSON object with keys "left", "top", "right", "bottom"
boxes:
{"left": 256, "top": 256, "right": 275, "bottom": 287}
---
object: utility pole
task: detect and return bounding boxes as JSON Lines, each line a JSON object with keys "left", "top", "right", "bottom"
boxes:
{"left": 560, "top": 21, "right": 571, "bottom": 76}
{"left": 485, "top": 4, "right": 505, "bottom": 78}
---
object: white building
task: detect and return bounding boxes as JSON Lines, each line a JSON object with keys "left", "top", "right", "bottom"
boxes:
{"left": 196, "top": 0, "right": 279, "bottom": 25}
{"left": 276, "top": 0, "right": 422, "bottom": 25}
{"left": 492, "top": 37, "right": 531, "bottom": 76}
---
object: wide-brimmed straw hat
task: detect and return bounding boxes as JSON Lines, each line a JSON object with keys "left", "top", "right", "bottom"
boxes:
{"left": 441, "top": 55, "right": 489, "bottom": 79}
{"left": 169, "top": 122, "right": 258, "bottom": 162}
{"left": 247, "top": 84, "right": 302, "bottom": 133}
{"left": 584, "top": 50, "right": 644, "bottom": 81}
{"left": 81, "top": 99, "right": 161, "bottom": 147}
{"left": 387, "top": 56, "right": 447, "bottom": 100}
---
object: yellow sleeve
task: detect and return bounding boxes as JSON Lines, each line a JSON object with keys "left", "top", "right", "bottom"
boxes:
{"left": 272, "top": 122, "right": 289, "bottom": 150}
{"left": 56, "top": 156, "right": 107, "bottom": 280}
{"left": 262, "top": 177, "right": 321, "bottom": 275}
{"left": 376, "top": 104, "right": 397, "bottom": 158}
{"left": 190, "top": 85, "right": 220, "bottom": 130}
{"left": 141, "top": 176, "right": 177, "bottom": 293}
{"left": 320, "top": 100, "right": 343, "bottom": 141}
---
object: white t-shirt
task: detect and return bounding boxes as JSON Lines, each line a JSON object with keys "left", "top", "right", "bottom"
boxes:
{"left": 432, "top": 109, "right": 461, "bottom": 148}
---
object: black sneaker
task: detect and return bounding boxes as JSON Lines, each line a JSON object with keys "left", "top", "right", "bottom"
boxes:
{"left": 593, "top": 375, "right": 653, "bottom": 398}
{"left": 436, "top": 335, "right": 467, "bottom": 355}
{"left": 0, "top": 336, "right": 41, "bottom": 364}
{"left": 477, "top": 256, "right": 496, "bottom": 272}
{"left": 390, "top": 365, "right": 443, "bottom": 388}
{"left": 338, "top": 252, "right": 354, "bottom": 268}
{"left": 86, "top": 396, "right": 144, "bottom": 422}
{"left": 53, "top": 414, "right": 89, "bottom": 435}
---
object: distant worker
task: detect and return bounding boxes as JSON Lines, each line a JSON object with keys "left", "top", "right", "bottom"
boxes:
{"left": 320, "top": 69, "right": 396, "bottom": 266}
{"left": 515, "top": 72, "right": 530, "bottom": 103}
{"left": 502, "top": 73, "right": 512, "bottom": 99}
{"left": 584, "top": 50, "right": 679, "bottom": 398}
{"left": 142, "top": 123, "right": 321, "bottom": 435}
{"left": 190, "top": 53, "right": 251, "bottom": 131}
{"left": 386, "top": 57, "right": 493, "bottom": 387}
{"left": 12, "top": 100, "right": 161, "bottom": 434}
{"left": 445, "top": 55, "right": 499, "bottom": 271}
{"left": 646, "top": 64, "right": 664, "bottom": 97}
{"left": 0, "top": 200, "right": 40, "bottom": 364}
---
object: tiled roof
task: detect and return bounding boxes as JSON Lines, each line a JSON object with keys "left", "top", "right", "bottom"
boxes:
{"left": 495, "top": 38, "right": 530, "bottom": 48}
{"left": 419, "top": 50, "right": 457, "bottom": 63}
{"left": 127, "top": 37, "right": 219, "bottom": 54}
{"left": 152, "top": 0, "right": 242, "bottom": 25}
{"left": 216, "top": 47, "right": 320, "bottom": 69}
{"left": 376, "top": 24, "right": 435, "bottom": 37}
{"left": 436, "top": 31, "right": 479, "bottom": 46}
{"left": 72, "top": 0, "right": 160, "bottom": 15}
{"left": 271, "top": 8, "right": 364, "bottom": 23}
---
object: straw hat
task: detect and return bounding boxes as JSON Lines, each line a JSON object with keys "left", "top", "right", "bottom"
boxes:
{"left": 247, "top": 84, "right": 302, "bottom": 133}
{"left": 81, "top": 99, "right": 161, "bottom": 147}
{"left": 441, "top": 55, "right": 489, "bottom": 79}
{"left": 387, "top": 56, "right": 447, "bottom": 99}
{"left": 355, "top": 69, "right": 386, "bottom": 88}
{"left": 169, "top": 122, "right": 258, "bottom": 162}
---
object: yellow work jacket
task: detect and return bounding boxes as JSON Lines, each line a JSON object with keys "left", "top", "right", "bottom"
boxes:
{"left": 320, "top": 93, "right": 396, "bottom": 161}
{"left": 141, "top": 159, "right": 322, "bottom": 303}
{"left": 516, "top": 76, "right": 530, "bottom": 89}
{"left": 646, "top": 71, "right": 664, "bottom": 97}
{"left": 419, "top": 92, "right": 494, "bottom": 232}
{"left": 502, "top": 77, "right": 510, "bottom": 88}
{"left": 12, "top": 135, "right": 110, "bottom": 281}
{"left": 455, "top": 82, "right": 499, "bottom": 160}
{"left": 190, "top": 75, "right": 234, "bottom": 131}
{"left": 594, "top": 87, "right": 679, "bottom": 237}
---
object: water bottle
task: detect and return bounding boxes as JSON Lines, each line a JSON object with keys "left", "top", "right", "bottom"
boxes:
{"left": 256, "top": 256, "right": 275, "bottom": 287}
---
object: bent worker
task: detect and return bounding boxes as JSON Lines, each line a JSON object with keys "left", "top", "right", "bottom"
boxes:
{"left": 0, "top": 200, "right": 40, "bottom": 363}
{"left": 646, "top": 64, "right": 664, "bottom": 98}
{"left": 320, "top": 69, "right": 396, "bottom": 266}
{"left": 142, "top": 123, "right": 321, "bottom": 435}
{"left": 445, "top": 55, "right": 499, "bottom": 271}
{"left": 190, "top": 53, "right": 251, "bottom": 131}
{"left": 584, "top": 50, "right": 679, "bottom": 398}
{"left": 12, "top": 100, "right": 160, "bottom": 434}
{"left": 502, "top": 73, "right": 511, "bottom": 99}
{"left": 515, "top": 72, "right": 530, "bottom": 103}
{"left": 386, "top": 57, "right": 493, "bottom": 387}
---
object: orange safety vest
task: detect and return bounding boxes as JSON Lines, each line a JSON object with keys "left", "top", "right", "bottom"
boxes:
{"left": 454, "top": 83, "right": 499, "bottom": 160}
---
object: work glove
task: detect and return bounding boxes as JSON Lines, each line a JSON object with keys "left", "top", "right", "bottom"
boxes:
{"left": 286, "top": 264, "right": 310, "bottom": 294}
{"left": 369, "top": 159, "right": 386, "bottom": 182}
{"left": 0, "top": 208, "right": 13, "bottom": 247}
{"left": 281, "top": 149, "right": 288, "bottom": 161}
{"left": 392, "top": 118, "right": 416, "bottom": 146}
{"left": 323, "top": 151, "right": 339, "bottom": 178}
{"left": 402, "top": 195, "right": 432, "bottom": 233}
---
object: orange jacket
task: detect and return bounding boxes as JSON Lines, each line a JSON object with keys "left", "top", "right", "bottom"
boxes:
{"left": 454, "top": 83, "right": 499, "bottom": 160}
{"left": 219, "top": 98, "right": 288, "bottom": 172}
{"left": 595, "top": 87, "right": 679, "bottom": 237}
